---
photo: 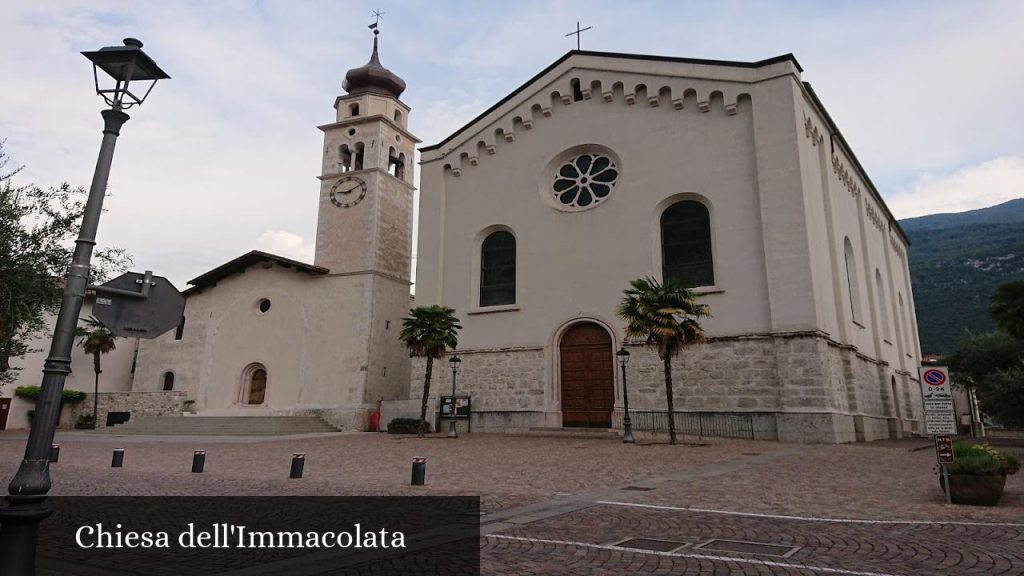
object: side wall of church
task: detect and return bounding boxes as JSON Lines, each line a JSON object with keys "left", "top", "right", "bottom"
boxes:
{"left": 135, "top": 265, "right": 388, "bottom": 423}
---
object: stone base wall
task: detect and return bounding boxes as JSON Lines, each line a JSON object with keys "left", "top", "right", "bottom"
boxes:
{"left": 69, "top": 392, "right": 187, "bottom": 429}
{"left": 410, "top": 348, "right": 546, "bottom": 412}
{"left": 401, "top": 332, "right": 923, "bottom": 444}
{"left": 303, "top": 407, "right": 371, "bottom": 432}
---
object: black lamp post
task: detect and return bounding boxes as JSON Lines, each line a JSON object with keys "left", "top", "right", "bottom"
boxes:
{"left": 617, "top": 346, "right": 635, "bottom": 444}
{"left": 0, "top": 38, "right": 168, "bottom": 574}
{"left": 447, "top": 354, "right": 461, "bottom": 438}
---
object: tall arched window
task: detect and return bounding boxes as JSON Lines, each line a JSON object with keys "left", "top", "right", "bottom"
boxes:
{"left": 339, "top": 145, "right": 353, "bottom": 172}
{"left": 875, "top": 269, "right": 891, "bottom": 341}
{"left": 349, "top": 103, "right": 360, "bottom": 117}
{"left": 353, "top": 142, "right": 365, "bottom": 171}
{"left": 661, "top": 200, "right": 714, "bottom": 288}
{"left": 898, "top": 292, "right": 913, "bottom": 353}
{"left": 162, "top": 371, "right": 175, "bottom": 391}
{"left": 844, "top": 238, "right": 862, "bottom": 324}
{"left": 480, "top": 231, "right": 516, "bottom": 307}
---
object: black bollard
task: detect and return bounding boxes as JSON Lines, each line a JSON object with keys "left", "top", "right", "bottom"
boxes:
{"left": 111, "top": 448, "right": 124, "bottom": 468}
{"left": 192, "top": 450, "right": 206, "bottom": 473}
{"left": 290, "top": 453, "right": 305, "bottom": 479}
{"left": 411, "top": 457, "right": 426, "bottom": 486}
{"left": 50, "top": 444, "right": 60, "bottom": 463}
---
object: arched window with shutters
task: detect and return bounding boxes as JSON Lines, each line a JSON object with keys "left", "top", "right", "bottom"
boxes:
{"left": 660, "top": 200, "right": 714, "bottom": 288}
{"left": 480, "top": 230, "right": 516, "bottom": 307}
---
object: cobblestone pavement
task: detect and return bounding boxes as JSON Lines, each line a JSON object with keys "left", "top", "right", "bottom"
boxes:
{"left": 2, "top": 431, "right": 1022, "bottom": 574}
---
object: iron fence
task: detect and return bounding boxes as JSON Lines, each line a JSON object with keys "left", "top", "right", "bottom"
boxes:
{"left": 615, "top": 410, "right": 778, "bottom": 441}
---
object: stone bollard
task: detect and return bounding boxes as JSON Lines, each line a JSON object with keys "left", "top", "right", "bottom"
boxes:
{"left": 290, "top": 453, "right": 305, "bottom": 479}
{"left": 50, "top": 444, "right": 60, "bottom": 463}
{"left": 111, "top": 448, "right": 124, "bottom": 468}
{"left": 411, "top": 457, "right": 427, "bottom": 486}
{"left": 192, "top": 450, "right": 206, "bottom": 473}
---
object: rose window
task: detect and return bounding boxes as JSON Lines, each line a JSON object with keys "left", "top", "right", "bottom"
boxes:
{"left": 552, "top": 154, "right": 619, "bottom": 209}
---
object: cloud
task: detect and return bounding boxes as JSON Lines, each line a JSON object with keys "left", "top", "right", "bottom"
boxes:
{"left": 886, "top": 156, "right": 1024, "bottom": 219}
{"left": 254, "top": 230, "right": 315, "bottom": 263}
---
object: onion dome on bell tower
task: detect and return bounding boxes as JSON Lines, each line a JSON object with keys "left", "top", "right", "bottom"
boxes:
{"left": 342, "top": 28, "right": 406, "bottom": 99}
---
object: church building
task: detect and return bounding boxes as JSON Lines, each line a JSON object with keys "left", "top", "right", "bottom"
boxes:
{"left": 129, "top": 33, "right": 923, "bottom": 443}
{"left": 132, "top": 30, "right": 416, "bottom": 430}
{"left": 412, "top": 50, "right": 924, "bottom": 443}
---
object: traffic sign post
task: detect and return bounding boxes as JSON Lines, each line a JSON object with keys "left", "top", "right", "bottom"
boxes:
{"left": 919, "top": 367, "right": 956, "bottom": 435}
{"left": 920, "top": 367, "right": 956, "bottom": 505}
{"left": 935, "top": 435, "right": 954, "bottom": 505}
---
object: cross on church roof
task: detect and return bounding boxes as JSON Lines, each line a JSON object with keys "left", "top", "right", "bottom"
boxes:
{"left": 565, "top": 21, "right": 593, "bottom": 51}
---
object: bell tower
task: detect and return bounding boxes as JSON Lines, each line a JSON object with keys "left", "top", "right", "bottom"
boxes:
{"left": 313, "top": 27, "right": 417, "bottom": 406}
{"left": 314, "top": 26, "right": 418, "bottom": 280}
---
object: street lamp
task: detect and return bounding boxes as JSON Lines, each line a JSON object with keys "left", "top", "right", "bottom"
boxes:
{"left": 447, "top": 354, "right": 461, "bottom": 438}
{"left": 617, "top": 346, "right": 635, "bottom": 444}
{"left": 0, "top": 38, "right": 168, "bottom": 573}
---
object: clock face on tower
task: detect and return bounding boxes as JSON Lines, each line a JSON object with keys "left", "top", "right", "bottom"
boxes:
{"left": 330, "top": 176, "right": 367, "bottom": 208}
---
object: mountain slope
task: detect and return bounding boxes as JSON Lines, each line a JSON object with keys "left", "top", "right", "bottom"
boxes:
{"left": 902, "top": 198, "right": 1024, "bottom": 355}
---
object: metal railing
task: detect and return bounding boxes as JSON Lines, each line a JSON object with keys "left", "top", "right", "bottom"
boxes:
{"left": 616, "top": 410, "right": 778, "bottom": 441}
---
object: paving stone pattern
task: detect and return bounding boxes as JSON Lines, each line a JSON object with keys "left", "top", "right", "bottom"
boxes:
{"left": 2, "top": 431, "right": 1021, "bottom": 575}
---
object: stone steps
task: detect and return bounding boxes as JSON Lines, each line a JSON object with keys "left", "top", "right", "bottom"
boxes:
{"left": 519, "top": 427, "right": 622, "bottom": 440}
{"left": 96, "top": 416, "right": 340, "bottom": 436}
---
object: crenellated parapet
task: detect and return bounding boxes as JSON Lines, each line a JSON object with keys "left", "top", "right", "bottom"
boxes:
{"left": 439, "top": 74, "right": 752, "bottom": 176}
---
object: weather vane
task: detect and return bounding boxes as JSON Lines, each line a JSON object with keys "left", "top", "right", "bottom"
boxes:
{"left": 369, "top": 9, "right": 385, "bottom": 33}
{"left": 565, "top": 21, "right": 592, "bottom": 51}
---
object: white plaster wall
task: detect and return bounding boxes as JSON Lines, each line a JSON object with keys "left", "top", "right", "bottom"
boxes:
{"left": 2, "top": 299, "right": 137, "bottom": 430}
{"left": 134, "top": 265, "right": 382, "bottom": 415}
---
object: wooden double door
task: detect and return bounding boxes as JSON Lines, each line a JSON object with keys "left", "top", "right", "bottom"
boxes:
{"left": 560, "top": 323, "right": 614, "bottom": 428}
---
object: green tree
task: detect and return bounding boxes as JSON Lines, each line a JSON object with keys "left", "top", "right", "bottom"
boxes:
{"left": 75, "top": 316, "right": 118, "bottom": 428}
{"left": 399, "top": 305, "right": 461, "bottom": 437}
{"left": 989, "top": 279, "right": 1024, "bottom": 340}
{"left": 0, "top": 139, "right": 131, "bottom": 389}
{"left": 949, "top": 330, "right": 1024, "bottom": 427}
{"left": 617, "top": 276, "right": 711, "bottom": 445}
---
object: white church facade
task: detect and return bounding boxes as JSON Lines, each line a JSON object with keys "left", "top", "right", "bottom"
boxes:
{"left": 8, "top": 35, "right": 922, "bottom": 443}
{"left": 412, "top": 51, "right": 924, "bottom": 443}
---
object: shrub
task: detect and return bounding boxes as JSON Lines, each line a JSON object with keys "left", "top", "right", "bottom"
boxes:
{"left": 949, "top": 442, "right": 1021, "bottom": 476}
{"left": 387, "top": 417, "right": 429, "bottom": 434}
{"left": 75, "top": 414, "right": 96, "bottom": 429}
{"left": 14, "top": 385, "right": 86, "bottom": 403}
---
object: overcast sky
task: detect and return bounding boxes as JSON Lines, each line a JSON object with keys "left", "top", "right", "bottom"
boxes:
{"left": 2, "top": 0, "right": 1021, "bottom": 289}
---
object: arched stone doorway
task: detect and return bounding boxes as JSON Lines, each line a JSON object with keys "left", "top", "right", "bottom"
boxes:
{"left": 559, "top": 322, "right": 614, "bottom": 428}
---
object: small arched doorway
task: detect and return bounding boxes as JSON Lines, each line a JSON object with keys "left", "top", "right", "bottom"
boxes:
{"left": 559, "top": 322, "right": 614, "bottom": 428}
{"left": 241, "top": 364, "right": 268, "bottom": 406}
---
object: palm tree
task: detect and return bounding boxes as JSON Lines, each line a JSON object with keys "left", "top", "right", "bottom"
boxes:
{"left": 399, "top": 305, "right": 462, "bottom": 437}
{"left": 617, "top": 276, "right": 710, "bottom": 445}
{"left": 76, "top": 315, "right": 117, "bottom": 429}
{"left": 990, "top": 279, "right": 1024, "bottom": 341}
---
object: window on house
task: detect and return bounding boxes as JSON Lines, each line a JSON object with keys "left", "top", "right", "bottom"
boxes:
{"left": 844, "top": 238, "right": 862, "bottom": 324}
{"left": 349, "top": 103, "right": 360, "bottom": 116}
{"left": 162, "top": 372, "right": 174, "bottom": 391}
{"left": 174, "top": 316, "right": 185, "bottom": 340}
{"left": 480, "top": 230, "right": 516, "bottom": 307}
{"left": 394, "top": 110, "right": 402, "bottom": 123}
{"left": 661, "top": 200, "right": 714, "bottom": 288}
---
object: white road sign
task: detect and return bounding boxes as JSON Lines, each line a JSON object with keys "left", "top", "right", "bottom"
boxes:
{"left": 919, "top": 366, "right": 956, "bottom": 435}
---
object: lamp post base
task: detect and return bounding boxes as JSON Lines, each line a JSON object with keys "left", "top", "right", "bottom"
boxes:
{"left": 447, "top": 419, "right": 458, "bottom": 438}
{"left": 622, "top": 419, "right": 636, "bottom": 444}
